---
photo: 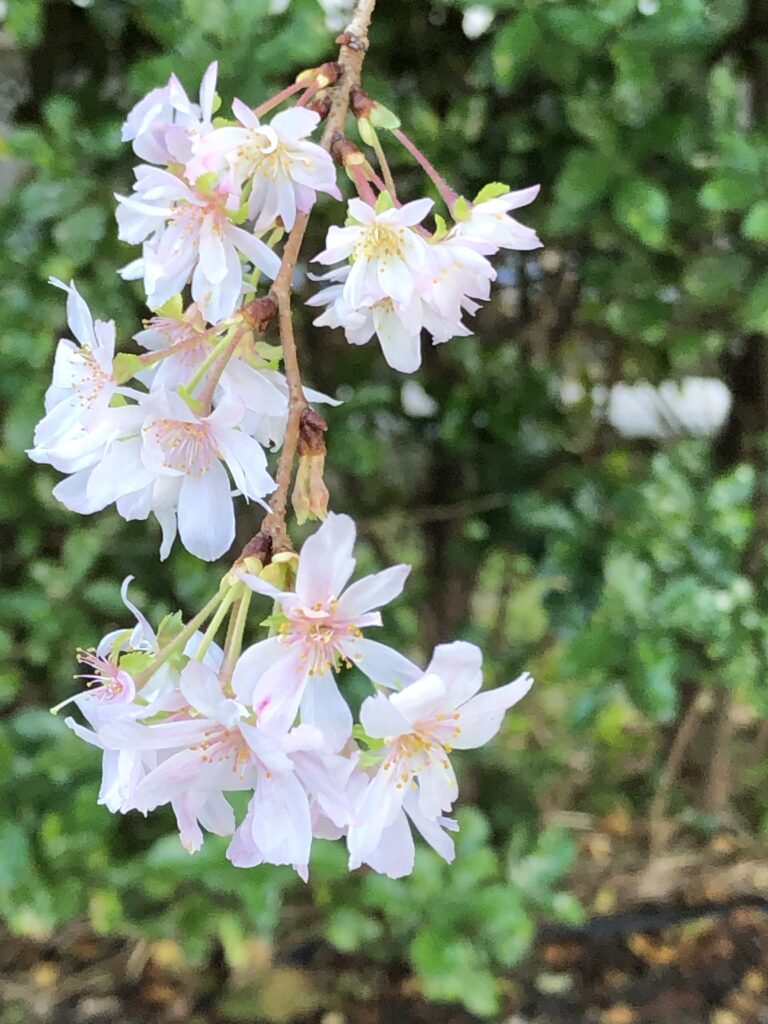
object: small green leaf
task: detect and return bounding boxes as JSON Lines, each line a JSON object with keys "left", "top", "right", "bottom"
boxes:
{"left": 452, "top": 195, "right": 471, "bottom": 222}
{"left": 156, "top": 294, "right": 183, "bottom": 319}
{"left": 613, "top": 179, "right": 669, "bottom": 249}
{"left": 743, "top": 272, "right": 768, "bottom": 332}
{"left": 473, "top": 182, "right": 509, "bottom": 204}
{"left": 374, "top": 190, "right": 395, "bottom": 213}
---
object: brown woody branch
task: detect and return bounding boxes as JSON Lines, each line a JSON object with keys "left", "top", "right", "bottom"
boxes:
{"left": 255, "top": 0, "right": 378, "bottom": 555}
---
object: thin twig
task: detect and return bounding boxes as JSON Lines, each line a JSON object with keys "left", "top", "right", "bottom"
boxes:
{"left": 198, "top": 325, "right": 247, "bottom": 412}
{"left": 258, "top": 0, "right": 378, "bottom": 552}
{"left": 649, "top": 688, "right": 705, "bottom": 857}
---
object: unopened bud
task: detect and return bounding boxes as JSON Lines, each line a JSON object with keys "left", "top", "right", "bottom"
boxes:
{"left": 315, "top": 61, "right": 342, "bottom": 89}
{"left": 292, "top": 452, "right": 330, "bottom": 526}
{"left": 241, "top": 294, "right": 278, "bottom": 332}
{"left": 261, "top": 550, "right": 298, "bottom": 591}
{"left": 330, "top": 133, "right": 365, "bottom": 167}
{"left": 292, "top": 407, "right": 330, "bottom": 525}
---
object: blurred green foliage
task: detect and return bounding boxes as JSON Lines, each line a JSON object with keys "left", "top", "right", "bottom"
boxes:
{"left": 2, "top": 0, "right": 768, "bottom": 1015}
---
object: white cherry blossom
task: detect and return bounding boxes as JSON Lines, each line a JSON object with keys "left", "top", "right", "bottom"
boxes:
{"left": 116, "top": 168, "right": 281, "bottom": 323}
{"left": 189, "top": 102, "right": 340, "bottom": 230}
{"left": 122, "top": 62, "right": 218, "bottom": 167}
{"left": 347, "top": 641, "right": 532, "bottom": 869}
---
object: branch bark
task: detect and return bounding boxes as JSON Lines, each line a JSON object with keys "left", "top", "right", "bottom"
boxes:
{"left": 258, "top": 0, "right": 378, "bottom": 553}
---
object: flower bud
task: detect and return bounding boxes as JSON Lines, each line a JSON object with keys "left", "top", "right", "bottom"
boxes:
{"left": 292, "top": 408, "right": 329, "bottom": 525}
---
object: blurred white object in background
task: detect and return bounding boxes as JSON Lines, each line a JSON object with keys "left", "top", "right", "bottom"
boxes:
{"left": 562, "top": 377, "right": 732, "bottom": 439}
{"left": 462, "top": 5, "right": 495, "bottom": 39}
{"left": 401, "top": 380, "right": 438, "bottom": 418}
{"left": 316, "top": 0, "right": 355, "bottom": 30}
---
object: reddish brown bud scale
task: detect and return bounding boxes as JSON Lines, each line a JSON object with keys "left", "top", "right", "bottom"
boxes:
{"left": 240, "top": 295, "right": 278, "bottom": 332}
{"left": 306, "top": 96, "right": 332, "bottom": 120}
{"left": 316, "top": 61, "right": 343, "bottom": 87}
{"left": 330, "top": 133, "right": 365, "bottom": 167}
{"left": 297, "top": 406, "right": 328, "bottom": 457}
{"left": 349, "top": 85, "right": 374, "bottom": 120}
{"left": 238, "top": 531, "right": 273, "bottom": 568}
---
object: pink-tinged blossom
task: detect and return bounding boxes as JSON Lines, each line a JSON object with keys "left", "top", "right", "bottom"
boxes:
{"left": 234, "top": 512, "right": 420, "bottom": 751}
{"left": 453, "top": 185, "right": 541, "bottom": 252}
{"left": 116, "top": 167, "right": 281, "bottom": 323}
{"left": 27, "top": 279, "right": 134, "bottom": 470}
{"left": 53, "top": 389, "right": 276, "bottom": 561}
{"left": 347, "top": 641, "right": 532, "bottom": 869}
{"left": 309, "top": 203, "right": 502, "bottom": 373}
{"left": 189, "top": 103, "right": 340, "bottom": 231}
{"left": 352, "top": 788, "right": 459, "bottom": 879}
{"left": 108, "top": 661, "right": 351, "bottom": 873}
{"left": 313, "top": 198, "right": 434, "bottom": 310}
{"left": 121, "top": 62, "right": 218, "bottom": 167}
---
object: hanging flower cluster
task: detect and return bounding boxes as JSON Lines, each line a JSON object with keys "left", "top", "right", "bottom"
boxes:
{"left": 30, "top": 19, "right": 537, "bottom": 880}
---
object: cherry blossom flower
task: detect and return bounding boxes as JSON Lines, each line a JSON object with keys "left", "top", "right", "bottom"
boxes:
{"left": 53, "top": 389, "right": 276, "bottom": 561}
{"left": 351, "top": 787, "right": 459, "bottom": 879}
{"left": 116, "top": 168, "right": 281, "bottom": 323}
{"left": 234, "top": 512, "right": 420, "bottom": 750}
{"left": 189, "top": 102, "right": 340, "bottom": 231}
{"left": 122, "top": 62, "right": 218, "bottom": 167}
{"left": 313, "top": 197, "right": 434, "bottom": 310}
{"left": 26, "top": 279, "right": 137, "bottom": 470}
{"left": 308, "top": 231, "right": 494, "bottom": 372}
{"left": 347, "top": 641, "right": 532, "bottom": 869}
{"left": 453, "top": 185, "right": 541, "bottom": 252}
{"left": 90, "top": 660, "right": 352, "bottom": 874}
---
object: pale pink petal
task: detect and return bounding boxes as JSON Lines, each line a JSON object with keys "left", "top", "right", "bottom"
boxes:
{"left": 295, "top": 512, "right": 357, "bottom": 604}
{"left": 449, "top": 671, "right": 533, "bottom": 749}
{"left": 355, "top": 638, "right": 423, "bottom": 689}
{"left": 232, "top": 636, "right": 285, "bottom": 705}
{"left": 359, "top": 807, "right": 415, "bottom": 878}
{"left": 359, "top": 692, "right": 411, "bottom": 739}
{"left": 336, "top": 564, "right": 410, "bottom": 619}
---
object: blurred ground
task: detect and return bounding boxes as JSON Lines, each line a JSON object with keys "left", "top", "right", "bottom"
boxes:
{"left": 4, "top": 829, "right": 768, "bottom": 1024}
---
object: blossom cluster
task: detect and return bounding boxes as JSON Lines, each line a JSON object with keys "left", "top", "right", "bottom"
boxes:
{"left": 60, "top": 515, "right": 531, "bottom": 879}
{"left": 309, "top": 186, "right": 540, "bottom": 373}
{"left": 28, "top": 63, "right": 340, "bottom": 561}
{"left": 31, "top": 52, "right": 538, "bottom": 877}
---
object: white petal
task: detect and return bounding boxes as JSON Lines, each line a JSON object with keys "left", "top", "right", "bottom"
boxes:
{"left": 299, "top": 670, "right": 353, "bottom": 753}
{"left": 295, "top": 512, "right": 357, "bottom": 605}
{"left": 359, "top": 693, "right": 411, "bottom": 739}
{"left": 176, "top": 461, "right": 235, "bottom": 560}
{"left": 449, "top": 672, "right": 533, "bottom": 749}
{"left": 390, "top": 672, "right": 447, "bottom": 726}
{"left": 337, "top": 564, "right": 410, "bottom": 619}
{"left": 355, "top": 639, "right": 423, "bottom": 689}
{"left": 425, "top": 641, "right": 483, "bottom": 710}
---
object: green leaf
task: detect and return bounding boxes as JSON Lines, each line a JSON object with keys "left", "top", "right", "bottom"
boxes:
{"left": 473, "top": 182, "right": 509, "bottom": 204}
{"left": 492, "top": 11, "right": 540, "bottom": 88}
{"left": 742, "top": 200, "right": 768, "bottom": 242}
{"left": 700, "top": 172, "right": 760, "bottom": 212}
{"left": 452, "top": 195, "right": 471, "bottom": 222}
{"left": 613, "top": 179, "right": 669, "bottom": 249}
{"left": 742, "top": 272, "right": 768, "bottom": 332}
{"left": 370, "top": 102, "right": 401, "bottom": 130}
